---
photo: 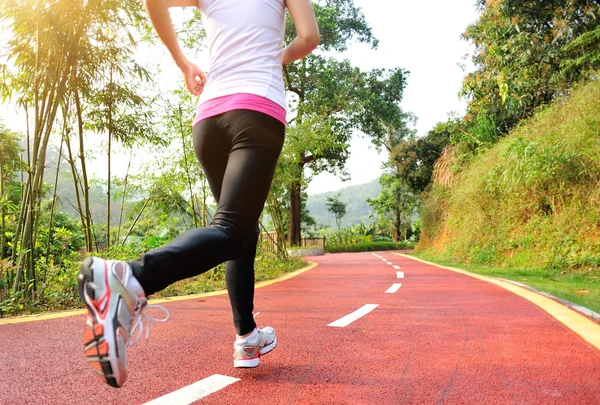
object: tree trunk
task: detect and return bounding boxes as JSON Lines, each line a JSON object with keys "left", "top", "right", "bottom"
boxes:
{"left": 394, "top": 206, "right": 401, "bottom": 243}
{"left": 266, "top": 193, "right": 288, "bottom": 258}
{"left": 106, "top": 74, "right": 114, "bottom": 250}
{"left": 117, "top": 150, "right": 132, "bottom": 243}
{"left": 44, "top": 136, "right": 64, "bottom": 269}
{"left": 75, "top": 89, "right": 93, "bottom": 252}
{"left": 0, "top": 156, "right": 5, "bottom": 260}
{"left": 122, "top": 198, "right": 151, "bottom": 246}
{"left": 107, "top": 114, "right": 112, "bottom": 250}
{"left": 179, "top": 105, "right": 199, "bottom": 227}
{"left": 288, "top": 177, "right": 302, "bottom": 246}
{"left": 64, "top": 128, "right": 88, "bottom": 252}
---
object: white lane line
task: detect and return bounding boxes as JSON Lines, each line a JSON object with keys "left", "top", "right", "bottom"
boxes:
{"left": 385, "top": 283, "right": 402, "bottom": 294}
{"left": 393, "top": 265, "right": 401, "bottom": 270}
{"left": 328, "top": 304, "right": 379, "bottom": 328}
{"left": 143, "top": 374, "right": 240, "bottom": 405}
{"left": 386, "top": 261, "right": 393, "bottom": 265}
{"left": 397, "top": 272, "right": 405, "bottom": 279}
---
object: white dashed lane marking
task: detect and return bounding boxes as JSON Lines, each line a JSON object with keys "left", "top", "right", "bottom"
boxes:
{"left": 385, "top": 283, "right": 402, "bottom": 294}
{"left": 393, "top": 265, "right": 401, "bottom": 270}
{"left": 328, "top": 304, "right": 379, "bottom": 328}
{"left": 397, "top": 272, "right": 404, "bottom": 279}
{"left": 143, "top": 374, "right": 240, "bottom": 405}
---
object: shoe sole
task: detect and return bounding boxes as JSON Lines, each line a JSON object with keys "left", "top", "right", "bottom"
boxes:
{"left": 233, "top": 337, "right": 277, "bottom": 368}
{"left": 78, "top": 257, "right": 124, "bottom": 388}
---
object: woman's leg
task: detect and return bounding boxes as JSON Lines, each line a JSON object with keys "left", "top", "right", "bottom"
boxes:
{"left": 130, "top": 110, "right": 284, "bottom": 335}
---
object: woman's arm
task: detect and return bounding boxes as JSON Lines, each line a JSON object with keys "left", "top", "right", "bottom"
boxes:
{"left": 144, "top": 0, "right": 205, "bottom": 95}
{"left": 282, "top": 0, "right": 320, "bottom": 65}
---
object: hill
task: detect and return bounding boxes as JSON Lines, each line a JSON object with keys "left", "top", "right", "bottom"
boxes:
{"left": 419, "top": 77, "right": 600, "bottom": 272}
{"left": 306, "top": 178, "right": 381, "bottom": 228}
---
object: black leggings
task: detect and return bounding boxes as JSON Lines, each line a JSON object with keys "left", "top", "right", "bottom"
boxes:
{"left": 129, "top": 110, "right": 285, "bottom": 335}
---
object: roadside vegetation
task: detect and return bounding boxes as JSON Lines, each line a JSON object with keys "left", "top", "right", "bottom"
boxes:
{"left": 416, "top": 1, "right": 600, "bottom": 311}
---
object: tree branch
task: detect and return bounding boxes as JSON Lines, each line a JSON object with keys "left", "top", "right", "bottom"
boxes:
{"left": 284, "top": 65, "right": 303, "bottom": 98}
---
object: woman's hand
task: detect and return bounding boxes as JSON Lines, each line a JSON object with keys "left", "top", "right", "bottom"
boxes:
{"left": 180, "top": 60, "right": 206, "bottom": 96}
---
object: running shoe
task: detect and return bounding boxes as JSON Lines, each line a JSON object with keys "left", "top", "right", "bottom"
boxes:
{"left": 233, "top": 327, "right": 277, "bottom": 368}
{"left": 78, "top": 257, "right": 168, "bottom": 388}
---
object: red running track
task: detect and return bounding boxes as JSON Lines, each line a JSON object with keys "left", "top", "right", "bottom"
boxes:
{"left": 1, "top": 252, "right": 599, "bottom": 404}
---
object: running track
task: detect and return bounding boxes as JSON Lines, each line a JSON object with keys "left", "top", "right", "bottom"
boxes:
{"left": 1, "top": 252, "right": 599, "bottom": 404}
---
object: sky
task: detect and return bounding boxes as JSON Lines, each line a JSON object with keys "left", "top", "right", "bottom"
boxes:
{"left": 0, "top": 0, "right": 481, "bottom": 195}
{"left": 306, "top": 0, "right": 480, "bottom": 194}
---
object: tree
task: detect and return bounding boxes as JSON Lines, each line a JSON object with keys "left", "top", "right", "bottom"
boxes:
{"left": 283, "top": 0, "right": 408, "bottom": 245}
{"left": 562, "top": 24, "right": 600, "bottom": 75}
{"left": 326, "top": 194, "right": 347, "bottom": 231}
{"left": 461, "top": 0, "right": 600, "bottom": 136}
{"left": 392, "top": 119, "right": 454, "bottom": 196}
{"left": 87, "top": 70, "right": 158, "bottom": 249}
{"left": 0, "top": 0, "right": 149, "bottom": 293}
{"left": 367, "top": 174, "right": 416, "bottom": 242}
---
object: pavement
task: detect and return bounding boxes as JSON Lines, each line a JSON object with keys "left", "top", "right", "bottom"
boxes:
{"left": 0, "top": 252, "right": 599, "bottom": 404}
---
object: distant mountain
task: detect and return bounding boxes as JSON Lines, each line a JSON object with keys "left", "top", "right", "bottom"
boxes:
{"left": 306, "top": 178, "right": 381, "bottom": 229}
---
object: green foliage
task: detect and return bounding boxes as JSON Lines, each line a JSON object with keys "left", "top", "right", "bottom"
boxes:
{"left": 461, "top": 0, "right": 600, "bottom": 137}
{"left": 326, "top": 194, "right": 347, "bottom": 231}
{"left": 0, "top": 124, "right": 24, "bottom": 260}
{"left": 327, "top": 241, "right": 415, "bottom": 254}
{"left": 391, "top": 120, "right": 453, "bottom": 195}
{"left": 420, "top": 77, "right": 600, "bottom": 274}
{"left": 367, "top": 173, "right": 418, "bottom": 242}
{"left": 322, "top": 224, "right": 415, "bottom": 253}
{"left": 279, "top": 0, "right": 408, "bottom": 244}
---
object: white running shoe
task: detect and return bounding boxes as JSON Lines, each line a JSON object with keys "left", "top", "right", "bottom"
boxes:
{"left": 233, "top": 327, "right": 277, "bottom": 368}
{"left": 78, "top": 257, "right": 169, "bottom": 388}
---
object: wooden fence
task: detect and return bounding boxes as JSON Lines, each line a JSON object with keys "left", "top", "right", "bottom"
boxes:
{"left": 260, "top": 232, "right": 325, "bottom": 253}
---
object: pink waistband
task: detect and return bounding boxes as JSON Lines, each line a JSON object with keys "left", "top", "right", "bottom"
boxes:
{"left": 193, "top": 93, "right": 287, "bottom": 127}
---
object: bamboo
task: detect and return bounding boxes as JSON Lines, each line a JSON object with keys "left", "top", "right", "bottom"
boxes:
{"left": 107, "top": 71, "right": 113, "bottom": 250}
{"left": 75, "top": 89, "right": 93, "bottom": 252}
{"left": 122, "top": 198, "right": 151, "bottom": 246}
{"left": 117, "top": 150, "right": 133, "bottom": 242}
{"left": 44, "top": 136, "right": 64, "bottom": 270}
{"left": 178, "top": 104, "right": 199, "bottom": 227}
{"left": 0, "top": 152, "right": 5, "bottom": 261}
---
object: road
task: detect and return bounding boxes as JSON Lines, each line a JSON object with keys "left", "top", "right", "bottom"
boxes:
{"left": 1, "top": 252, "right": 599, "bottom": 404}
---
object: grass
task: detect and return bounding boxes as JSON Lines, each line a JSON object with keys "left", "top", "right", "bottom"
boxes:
{"left": 326, "top": 241, "right": 416, "bottom": 253}
{"left": 412, "top": 251, "right": 600, "bottom": 314}
{"left": 418, "top": 76, "right": 600, "bottom": 303}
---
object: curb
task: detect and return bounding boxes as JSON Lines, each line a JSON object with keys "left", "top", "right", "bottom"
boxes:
{"left": 0, "top": 261, "right": 319, "bottom": 326}
{"left": 494, "top": 277, "right": 600, "bottom": 323}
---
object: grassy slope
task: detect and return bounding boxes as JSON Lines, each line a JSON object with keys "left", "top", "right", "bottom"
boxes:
{"left": 418, "top": 78, "right": 600, "bottom": 312}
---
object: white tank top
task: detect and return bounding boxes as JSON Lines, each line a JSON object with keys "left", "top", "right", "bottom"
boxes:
{"left": 197, "top": 0, "right": 287, "bottom": 109}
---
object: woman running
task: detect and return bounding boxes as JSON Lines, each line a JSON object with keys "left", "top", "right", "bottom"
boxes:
{"left": 78, "top": 0, "right": 319, "bottom": 388}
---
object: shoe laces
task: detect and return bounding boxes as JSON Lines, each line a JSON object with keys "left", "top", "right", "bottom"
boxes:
{"left": 129, "top": 298, "right": 170, "bottom": 347}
